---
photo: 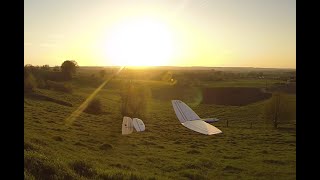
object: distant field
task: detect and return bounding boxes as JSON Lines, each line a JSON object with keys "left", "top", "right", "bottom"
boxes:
{"left": 24, "top": 67, "right": 296, "bottom": 179}
{"left": 202, "top": 79, "right": 283, "bottom": 88}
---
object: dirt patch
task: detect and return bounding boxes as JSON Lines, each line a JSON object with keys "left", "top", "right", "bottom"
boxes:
{"left": 52, "top": 136, "right": 63, "bottom": 142}
{"left": 263, "top": 160, "right": 286, "bottom": 165}
{"left": 223, "top": 165, "right": 243, "bottom": 173}
{"left": 141, "top": 141, "right": 156, "bottom": 146}
{"left": 187, "top": 150, "right": 201, "bottom": 154}
{"left": 99, "top": 143, "right": 113, "bottom": 150}
{"left": 202, "top": 87, "right": 272, "bottom": 106}
{"left": 223, "top": 156, "right": 242, "bottom": 159}
{"left": 74, "top": 142, "right": 86, "bottom": 147}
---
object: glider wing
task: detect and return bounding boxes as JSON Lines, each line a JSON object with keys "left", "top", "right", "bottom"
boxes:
{"left": 132, "top": 118, "right": 145, "bottom": 132}
{"left": 172, "top": 100, "right": 222, "bottom": 135}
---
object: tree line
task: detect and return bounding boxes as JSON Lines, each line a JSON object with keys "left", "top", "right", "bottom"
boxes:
{"left": 24, "top": 60, "right": 78, "bottom": 92}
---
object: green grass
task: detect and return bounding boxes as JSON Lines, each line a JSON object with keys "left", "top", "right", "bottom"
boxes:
{"left": 24, "top": 73, "right": 295, "bottom": 179}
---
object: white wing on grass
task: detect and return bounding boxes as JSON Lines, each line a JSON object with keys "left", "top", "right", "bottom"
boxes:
{"left": 132, "top": 118, "right": 145, "bottom": 132}
{"left": 172, "top": 100, "right": 222, "bottom": 135}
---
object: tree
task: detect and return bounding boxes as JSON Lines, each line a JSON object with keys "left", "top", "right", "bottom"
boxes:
{"left": 53, "top": 66, "right": 60, "bottom": 72}
{"left": 99, "top": 69, "right": 106, "bottom": 78}
{"left": 25, "top": 64, "right": 36, "bottom": 73}
{"left": 265, "top": 93, "right": 296, "bottom": 128}
{"left": 61, "top": 60, "right": 78, "bottom": 80}
{"left": 41, "top": 64, "right": 50, "bottom": 71}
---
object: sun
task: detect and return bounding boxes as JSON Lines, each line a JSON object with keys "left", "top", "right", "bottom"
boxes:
{"left": 103, "top": 18, "right": 175, "bottom": 66}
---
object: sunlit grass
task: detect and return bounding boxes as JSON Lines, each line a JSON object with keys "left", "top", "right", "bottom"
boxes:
{"left": 24, "top": 69, "right": 295, "bottom": 179}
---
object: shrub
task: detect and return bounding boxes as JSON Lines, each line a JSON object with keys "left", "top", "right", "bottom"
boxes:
{"left": 35, "top": 77, "right": 47, "bottom": 89}
{"left": 43, "top": 71, "right": 66, "bottom": 81}
{"left": 46, "top": 80, "right": 73, "bottom": 93}
{"left": 84, "top": 98, "right": 102, "bottom": 115}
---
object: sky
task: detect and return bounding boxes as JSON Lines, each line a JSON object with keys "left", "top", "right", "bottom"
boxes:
{"left": 24, "top": 0, "right": 296, "bottom": 68}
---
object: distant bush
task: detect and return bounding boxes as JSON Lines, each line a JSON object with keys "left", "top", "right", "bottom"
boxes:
{"left": 53, "top": 66, "right": 60, "bottom": 72}
{"left": 46, "top": 80, "right": 73, "bottom": 93}
{"left": 25, "top": 64, "right": 67, "bottom": 82}
{"left": 99, "top": 69, "right": 106, "bottom": 78}
{"left": 42, "top": 71, "right": 66, "bottom": 81}
{"left": 40, "top": 64, "right": 50, "bottom": 71}
{"left": 84, "top": 98, "right": 102, "bottom": 115}
{"left": 35, "top": 77, "right": 47, "bottom": 89}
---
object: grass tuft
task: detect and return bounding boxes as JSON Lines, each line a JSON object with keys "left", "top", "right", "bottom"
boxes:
{"left": 70, "top": 160, "right": 96, "bottom": 178}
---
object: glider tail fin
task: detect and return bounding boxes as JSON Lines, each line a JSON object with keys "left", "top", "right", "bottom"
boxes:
{"left": 122, "top": 116, "right": 134, "bottom": 135}
{"left": 202, "top": 118, "right": 219, "bottom": 124}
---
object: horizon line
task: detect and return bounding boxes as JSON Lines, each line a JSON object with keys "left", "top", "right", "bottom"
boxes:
{"left": 74, "top": 65, "right": 296, "bottom": 70}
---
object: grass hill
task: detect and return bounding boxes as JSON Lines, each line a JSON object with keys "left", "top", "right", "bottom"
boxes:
{"left": 24, "top": 67, "right": 296, "bottom": 179}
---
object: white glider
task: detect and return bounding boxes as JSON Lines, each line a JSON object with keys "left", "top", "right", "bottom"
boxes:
{"left": 122, "top": 116, "right": 145, "bottom": 135}
{"left": 171, "top": 100, "right": 222, "bottom": 135}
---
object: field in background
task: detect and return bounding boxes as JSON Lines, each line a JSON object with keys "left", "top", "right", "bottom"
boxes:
{"left": 24, "top": 66, "right": 296, "bottom": 179}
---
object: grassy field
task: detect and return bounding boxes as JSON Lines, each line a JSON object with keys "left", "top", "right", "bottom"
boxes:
{"left": 24, "top": 68, "right": 296, "bottom": 179}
